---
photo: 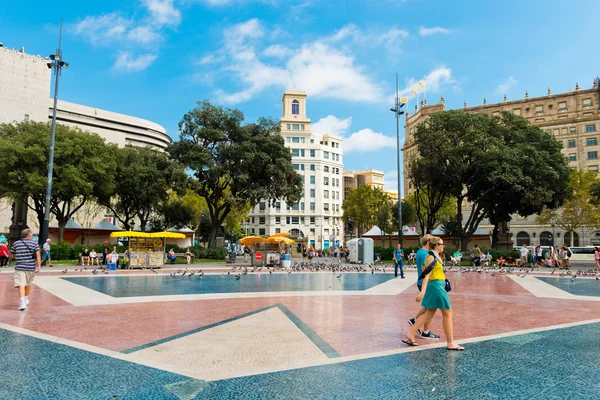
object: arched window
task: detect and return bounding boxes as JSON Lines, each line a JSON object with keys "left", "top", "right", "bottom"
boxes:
{"left": 289, "top": 228, "right": 304, "bottom": 239}
{"left": 539, "top": 231, "right": 554, "bottom": 246}
{"left": 292, "top": 100, "right": 299, "bottom": 115}
{"left": 516, "top": 231, "right": 530, "bottom": 246}
{"left": 563, "top": 232, "right": 579, "bottom": 246}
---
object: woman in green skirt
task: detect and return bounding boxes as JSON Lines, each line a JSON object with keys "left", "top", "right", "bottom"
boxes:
{"left": 403, "top": 236, "right": 464, "bottom": 351}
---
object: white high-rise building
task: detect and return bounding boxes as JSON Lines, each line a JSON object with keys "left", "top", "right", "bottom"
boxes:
{"left": 246, "top": 90, "right": 345, "bottom": 250}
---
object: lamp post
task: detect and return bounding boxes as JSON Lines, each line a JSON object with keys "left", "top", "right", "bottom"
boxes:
{"left": 390, "top": 73, "right": 405, "bottom": 277}
{"left": 41, "top": 20, "right": 69, "bottom": 243}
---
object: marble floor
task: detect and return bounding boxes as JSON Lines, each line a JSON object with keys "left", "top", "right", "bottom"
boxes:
{"left": 1, "top": 267, "right": 600, "bottom": 399}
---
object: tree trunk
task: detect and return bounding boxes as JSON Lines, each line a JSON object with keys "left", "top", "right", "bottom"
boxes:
{"left": 58, "top": 220, "right": 66, "bottom": 242}
{"left": 491, "top": 222, "right": 499, "bottom": 248}
{"left": 456, "top": 197, "right": 464, "bottom": 251}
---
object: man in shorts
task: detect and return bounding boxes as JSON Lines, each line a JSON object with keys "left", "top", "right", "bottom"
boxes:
{"left": 408, "top": 234, "right": 441, "bottom": 340}
{"left": 42, "top": 238, "right": 52, "bottom": 267}
{"left": 10, "top": 229, "right": 41, "bottom": 311}
{"left": 519, "top": 244, "right": 529, "bottom": 267}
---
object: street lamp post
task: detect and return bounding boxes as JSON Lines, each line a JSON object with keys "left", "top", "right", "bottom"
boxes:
{"left": 390, "top": 73, "right": 405, "bottom": 277}
{"left": 41, "top": 21, "right": 69, "bottom": 243}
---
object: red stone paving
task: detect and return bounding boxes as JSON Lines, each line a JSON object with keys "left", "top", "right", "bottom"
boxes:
{"left": 1, "top": 271, "right": 600, "bottom": 356}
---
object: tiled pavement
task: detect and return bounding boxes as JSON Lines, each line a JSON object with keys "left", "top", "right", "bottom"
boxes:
{"left": 1, "top": 268, "right": 600, "bottom": 399}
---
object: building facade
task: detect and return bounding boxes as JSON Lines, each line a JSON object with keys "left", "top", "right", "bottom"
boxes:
{"left": 403, "top": 79, "right": 600, "bottom": 246}
{"left": 246, "top": 91, "right": 345, "bottom": 250}
{"left": 0, "top": 44, "right": 171, "bottom": 237}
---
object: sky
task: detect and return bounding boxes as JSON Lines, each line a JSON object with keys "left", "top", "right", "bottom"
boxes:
{"left": 2, "top": 0, "right": 600, "bottom": 194}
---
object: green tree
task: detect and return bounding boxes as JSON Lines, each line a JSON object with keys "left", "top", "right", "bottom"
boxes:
{"left": 170, "top": 100, "right": 303, "bottom": 247}
{"left": 101, "top": 146, "right": 187, "bottom": 231}
{"left": 537, "top": 170, "right": 600, "bottom": 246}
{"left": 377, "top": 199, "right": 417, "bottom": 247}
{"left": 343, "top": 185, "right": 389, "bottom": 236}
{"left": 411, "top": 110, "right": 570, "bottom": 250}
{"left": 0, "top": 121, "right": 117, "bottom": 241}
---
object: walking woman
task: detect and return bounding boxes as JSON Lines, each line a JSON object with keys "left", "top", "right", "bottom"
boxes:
{"left": 403, "top": 236, "right": 464, "bottom": 351}
{"left": 594, "top": 247, "right": 600, "bottom": 271}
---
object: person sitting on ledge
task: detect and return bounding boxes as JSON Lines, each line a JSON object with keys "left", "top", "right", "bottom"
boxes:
{"left": 168, "top": 249, "right": 177, "bottom": 264}
{"left": 497, "top": 256, "right": 505, "bottom": 267}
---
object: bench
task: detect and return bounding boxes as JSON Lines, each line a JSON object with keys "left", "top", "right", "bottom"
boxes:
{"left": 166, "top": 253, "right": 195, "bottom": 264}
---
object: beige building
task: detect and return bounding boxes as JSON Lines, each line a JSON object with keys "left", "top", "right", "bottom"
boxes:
{"left": 0, "top": 44, "right": 172, "bottom": 242}
{"left": 343, "top": 169, "right": 384, "bottom": 198}
{"left": 403, "top": 79, "right": 600, "bottom": 246}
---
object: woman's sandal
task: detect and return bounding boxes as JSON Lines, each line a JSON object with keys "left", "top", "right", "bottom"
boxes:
{"left": 446, "top": 346, "right": 465, "bottom": 351}
{"left": 402, "top": 339, "right": 419, "bottom": 347}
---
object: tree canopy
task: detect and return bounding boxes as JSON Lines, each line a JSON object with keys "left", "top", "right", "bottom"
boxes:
{"left": 0, "top": 121, "right": 118, "bottom": 241}
{"left": 170, "top": 100, "right": 303, "bottom": 247}
{"left": 410, "top": 110, "right": 571, "bottom": 249}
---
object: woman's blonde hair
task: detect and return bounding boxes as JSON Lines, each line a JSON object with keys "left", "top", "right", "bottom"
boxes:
{"left": 429, "top": 236, "right": 443, "bottom": 247}
{"left": 420, "top": 234, "right": 433, "bottom": 246}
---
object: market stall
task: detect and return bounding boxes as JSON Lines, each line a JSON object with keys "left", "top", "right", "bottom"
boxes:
{"left": 109, "top": 231, "right": 162, "bottom": 269}
{"left": 238, "top": 233, "right": 295, "bottom": 267}
{"left": 148, "top": 231, "right": 186, "bottom": 266}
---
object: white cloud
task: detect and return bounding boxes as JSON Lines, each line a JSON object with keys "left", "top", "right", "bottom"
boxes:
{"left": 127, "top": 26, "right": 161, "bottom": 45}
{"left": 495, "top": 76, "right": 518, "bottom": 94}
{"left": 263, "top": 44, "right": 293, "bottom": 58}
{"left": 344, "top": 129, "right": 396, "bottom": 152}
{"left": 224, "top": 18, "right": 265, "bottom": 43}
{"left": 312, "top": 115, "right": 352, "bottom": 136}
{"left": 197, "top": 53, "right": 225, "bottom": 65}
{"left": 329, "top": 24, "right": 361, "bottom": 42}
{"left": 328, "top": 24, "right": 408, "bottom": 51}
{"left": 143, "top": 0, "right": 181, "bottom": 28}
{"left": 397, "top": 66, "right": 454, "bottom": 101}
{"left": 113, "top": 52, "right": 157, "bottom": 71}
{"left": 72, "top": 13, "right": 131, "bottom": 45}
{"left": 419, "top": 26, "right": 450, "bottom": 37}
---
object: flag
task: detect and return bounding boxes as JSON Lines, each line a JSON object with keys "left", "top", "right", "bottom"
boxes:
{"left": 401, "top": 97, "right": 408, "bottom": 103}
{"left": 418, "top": 81, "right": 425, "bottom": 88}
{"left": 411, "top": 90, "right": 418, "bottom": 95}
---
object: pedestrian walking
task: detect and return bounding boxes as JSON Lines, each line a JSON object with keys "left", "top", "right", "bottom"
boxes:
{"left": 404, "top": 236, "right": 464, "bottom": 350}
{"left": 393, "top": 243, "right": 405, "bottom": 278}
{"left": 10, "top": 229, "right": 41, "bottom": 311}
{"left": 42, "top": 239, "right": 52, "bottom": 267}
{"left": 0, "top": 240, "right": 9, "bottom": 267}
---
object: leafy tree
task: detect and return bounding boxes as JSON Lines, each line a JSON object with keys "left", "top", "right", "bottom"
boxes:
{"left": 537, "top": 170, "right": 600, "bottom": 246}
{"left": 343, "top": 185, "right": 389, "bottom": 236}
{"left": 411, "top": 111, "right": 570, "bottom": 250}
{"left": 102, "top": 146, "right": 187, "bottom": 231}
{"left": 170, "top": 100, "right": 303, "bottom": 247}
{"left": 181, "top": 189, "right": 207, "bottom": 232}
{"left": 0, "top": 121, "right": 117, "bottom": 241}
{"left": 405, "top": 188, "right": 455, "bottom": 235}
{"left": 149, "top": 198, "right": 195, "bottom": 231}
{"left": 377, "top": 200, "right": 417, "bottom": 247}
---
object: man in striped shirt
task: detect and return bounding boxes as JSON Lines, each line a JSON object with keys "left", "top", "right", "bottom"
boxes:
{"left": 10, "top": 229, "right": 41, "bottom": 311}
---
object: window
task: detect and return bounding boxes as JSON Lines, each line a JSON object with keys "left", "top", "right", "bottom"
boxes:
{"left": 570, "top": 127, "right": 577, "bottom": 134}
{"left": 259, "top": 202, "right": 266, "bottom": 211}
{"left": 310, "top": 149, "right": 315, "bottom": 157}
{"left": 275, "top": 201, "right": 281, "bottom": 211}
{"left": 300, "top": 202, "right": 305, "bottom": 211}
{"left": 310, "top": 217, "right": 315, "bottom": 224}
{"left": 286, "top": 217, "right": 290, "bottom": 224}
{"left": 310, "top": 175, "right": 315, "bottom": 184}
{"left": 251, "top": 228, "right": 255, "bottom": 234}
{"left": 301, "top": 124, "right": 305, "bottom": 131}
{"left": 324, "top": 151, "right": 329, "bottom": 160}
{"left": 324, "top": 190, "right": 329, "bottom": 198}
{"left": 310, "top": 189, "right": 315, "bottom": 198}
{"left": 586, "top": 125, "right": 596, "bottom": 132}
{"left": 513, "top": 108, "right": 521, "bottom": 116}
{"left": 310, "top": 139, "right": 314, "bottom": 144}
{"left": 332, "top": 142, "right": 335, "bottom": 148}
{"left": 324, "top": 166, "right": 329, "bottom": 172}
{"left": 291, "top": 202, "right": 299, "bottom": 211}
{"left": 286, "top": 137, "right": 291, "bottom": 143}
{"left": 583, "top": 98, "right": 592, "bottom": 107}
{"left": 336, "top": 204, "right": 340, "bottom": 212}
{"left": 300, "top": 137, "right": 305, "bottom": 143}
{"left": 300, "top": 217, "right": 305, "bottom": 224}
{"left": 259, "top": 228, "right": 265, "bottom": 236}
{"left": 251, "top": 217, "right": 255, "bottom": 223}
{"left": 292, "top": 124, "right": 300, "bottom": 130}
{"left": 590, "top": 166, "right": 599, "bottom": 173}
{"left": 336, "top": 143, "right": 339, "bottom": 149}
{"left": 300, "top": 150, "right": 305, "bottom": 157}
{"left": 588, "top": 151, "right": 598, "bottom": 159}
{"left": 292, "top": 100, "right": 299, "bottom": 114}
{"left": 558, "top": 101, "right": 567, "bottom": 111}
{"left": 292, "top": 137, "right": 300, "bottom": 143}
{"left": 561, "top": 128, "right": 567, "bottom": 135}
{"left": 568, "top": 140, "right": 576, "bottom": 148}
{"left": 492, "top": 111, "right": 499, "bottom": 117}
{"left": 275, "top": 228, "right": 281, "bottom": 234}
{"left": 292, "top": 164, "right": 300, "bottom": 171}
{"left": 310, "top": 202, "right": 315, "bottom": 211}
{"left": 535, "top": 105, "right": 543, "bottom": 114}
{"left": 292, "top": 216, "right": 299, "bottom": 224}
{"left": 324, "top": 177, "right": 329, "bottom": 185}
{"left": 275, "top": 216, "right": 281, "bottom": 224}
{"left": 324, "top": 203, "right": 329, "bottom": 211}
{"left": 24, "top": 114, "right": 29, "bottom": 121}
{"left": 286, "top": 124, "right": 291, "bottom": 130}
{"left": 310, "top": 164, "right": 315, "bottom": 171}
{"left": 569, "top": 153, "right": 577, "bottom": 161}
{"left": 587, "top": 138, "right": 598, "bottom": 146}
{"left": 292, "top": 149, "right": 300, "bottom": 157}
{"left": 259, "top": 217, "right": 265, "bottom": 224}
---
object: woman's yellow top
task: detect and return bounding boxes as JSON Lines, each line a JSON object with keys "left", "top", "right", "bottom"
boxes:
{"left": 426, "top": 256, "right": 445, "bottom": 281}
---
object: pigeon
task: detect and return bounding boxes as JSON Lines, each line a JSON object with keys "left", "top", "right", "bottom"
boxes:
{"left": 491, "top": 273, "right": 496, "bottom": 277}
{"left": 336, "top": 274, "right": 342, "bottom": 279}
{"left": 235, "top": 274, "right": 241, "bottom": 280}
{"left": 92, "top": 269, "right": 98, "bottom": 275}
{"left": 177, "top": 269, "right": 182, "bottom": 274}
{"left": 169, "top": 272, "right": 175, "bottom": 277}
{"left": 61, "top": 269, "right": 67, "bottom": 274}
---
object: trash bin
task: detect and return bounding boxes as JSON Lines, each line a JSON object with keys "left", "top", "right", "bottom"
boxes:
{"left": 108, "top": 263, "right": 117, "bottom": 271}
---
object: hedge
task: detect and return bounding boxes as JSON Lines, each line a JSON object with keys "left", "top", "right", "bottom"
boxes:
{"left": 375, "top": 246, "right": 520, "bottom": 261}
{"left": 47, "top": 242, "right": 226, "bottom": 261}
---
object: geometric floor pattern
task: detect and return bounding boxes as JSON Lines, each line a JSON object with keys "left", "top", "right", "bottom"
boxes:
{"left": 2, "top": 268, "right": 600, "bottom": 399}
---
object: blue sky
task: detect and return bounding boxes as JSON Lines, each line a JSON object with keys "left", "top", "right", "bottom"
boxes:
{"left": 2, "top": 0, "right": 599, "bottom": 193}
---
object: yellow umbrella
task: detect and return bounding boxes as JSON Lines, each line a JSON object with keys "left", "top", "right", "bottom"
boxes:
{"left": 270, "top": 232, "right": 290, "bottom": 237}
{"left": 268, "top": 236, "right": 295, "bottom": 245}
{"left": 110, "top": 231, "right": 150, "bottom": 238}
{"left": 148, "top": 232, "right": 186, "bottom": 239}
{"left": 238, "top": 236, "right": 267, "bottom": 245}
